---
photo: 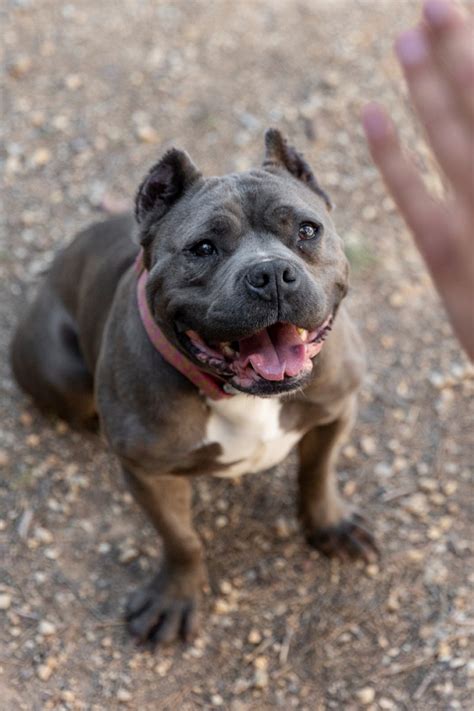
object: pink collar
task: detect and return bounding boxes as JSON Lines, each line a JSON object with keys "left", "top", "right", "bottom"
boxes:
{"left": 135, "top": 251, "right": 232, "bottom": 400}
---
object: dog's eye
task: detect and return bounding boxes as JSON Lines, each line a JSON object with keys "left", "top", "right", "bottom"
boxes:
{"left": 298, "top": 222, "right": 323, "bottom": 241}
{"left": 190, "top": 240, "right": 218, "bottom": 257}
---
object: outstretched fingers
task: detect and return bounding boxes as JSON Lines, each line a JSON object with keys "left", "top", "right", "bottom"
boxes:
{"left": 423, "top": 0, "right": 474, "bottom": 122}
{"left": 395, "top": 11, "right": 474, "bottom": 205}
{"left": 362, "top": 102, "right": 451, "bottom": 271}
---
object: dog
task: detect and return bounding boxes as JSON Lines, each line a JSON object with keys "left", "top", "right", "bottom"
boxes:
{"left": 10, "top": 129, "right": 376, "bottom": 645}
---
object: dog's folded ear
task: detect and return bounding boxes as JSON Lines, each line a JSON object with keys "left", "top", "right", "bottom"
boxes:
{"left": 263, "top": 128, "right": 332, "bottom": 210}
{"left": 135, "top": 149, "right": 202, "bottom": 225}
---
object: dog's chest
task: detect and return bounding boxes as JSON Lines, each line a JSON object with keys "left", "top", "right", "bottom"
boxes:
{"left": 204, "top": 395, "right": 302, "bottom": 478}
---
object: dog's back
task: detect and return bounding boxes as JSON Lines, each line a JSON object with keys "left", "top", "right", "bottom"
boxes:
{"left": 10, "top": 213, "right": 137, "bottom": 423}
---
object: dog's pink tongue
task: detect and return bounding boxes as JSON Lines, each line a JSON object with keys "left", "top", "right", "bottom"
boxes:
{"left": 239, "top": 329, "right": 284, "bottom": 380}
{"left": 273, "top": 323, "right": 307, "bottom": 377}
{"left": 238, "top": 324, "right": 306, "bottom": 381}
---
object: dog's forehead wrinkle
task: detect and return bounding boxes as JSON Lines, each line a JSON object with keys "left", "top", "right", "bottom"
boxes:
{"left": 191, "top": 176, "right": 246, "bottom": 224}
{"left": 239, "top": 175, "right": 327, "bottom": 229}
{"left": 192, "top": 171, "right": 328, "bottom": 232}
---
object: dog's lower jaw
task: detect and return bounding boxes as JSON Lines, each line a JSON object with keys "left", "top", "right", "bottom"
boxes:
{"left": 226, "top": 366, "right": 314, "bottom": 397}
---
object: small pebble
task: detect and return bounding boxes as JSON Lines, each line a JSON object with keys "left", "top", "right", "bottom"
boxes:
{"left": 214, "top": 598, "right": 231, "bottom": 614}
{"left": 248, "top": 628, "right": 262, "bottom": 645}
{"left": 449, "top": 658, "right": 466, "bottom": 669}
{"left": 442, "top": 481, "right": 458, "bottom": 496}
{"left": 39, "top": 620, "right": 56, "bottom": 636}
{"left": 387, "top": 593, "right": 399, "bottom": 612}
{"left": 31, "top": 148, "right": 52, "bottom": 167}
{"left": 361, "top": 436, "right": 376, "bottom": 456}
{"left": 374, "top": 462, "right": 392, "bottom": 478}
{"left": 37, "top": 663, "right": 53, "bottom": 681}
{"left": 274, "top": 517, "right": 290, "bottom": 539}
{"left": 8, "top": 56, "right": 32, "bottom": 79}
{"left": 0, "top": 450, "right": 10, "bottom": 468}
{"left": 405, "top": 493, "right": 428, "bottom": 517}
{"left": 355, "top": 686, "right": 375, "bottom": 704}
{"left": 34, "top": 527, "right": 54, "bottom": 545}
{"left": 254, "top": 668, "right": 269, "bottom": 688}
{"left": 64, "top": 74, "right": 82, "bottom": 90}
{"left": 437, "top": 641, "right": 451, "bottom": 660}
{"left": 44, "top": 547, "right": 59, "bottom": 560}
{"left": 219, "top": 580, "right": 233, "bottom": 595}
{"left": 427, "top": 527, "right": 442, "bottom": 541}
{"left": 365, "top": 564, "right": 379, "bottom": 577}
{"left": 0, "top": 594, "right": 12, "bottom": 610}
{"left": 119, "top": 548, "right": 139, "bottom": 564}
{"left": 136, "top": 125, "right": 160, "bottom": 144}
{"left": 61, "top": 691, "right": 75, "bottom": 703}
{"left": 117, "top": 688, "right": 132, "bottom": 703}
{"left": 419, "top": 477, "right": 438, "bottom": 493}
{"left": 343, "top": 444, "right": 357, "bottom": 459}
{"left": 343, "top": 480, "right": 356, "bottom": 497}
{"left": 155, "top": 659, "right": 172, "bottom": 676}
{"left": 19, "top": 412, "right": 33, "bottom": 426}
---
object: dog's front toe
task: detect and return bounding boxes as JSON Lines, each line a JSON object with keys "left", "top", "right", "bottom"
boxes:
{"left": 125, "top": 569, "right": 200, "bottom": 646}
{"left": 306, "top": 512, "right": 379, "bottom": 563}
{"left": 126, "top": 592, "right": 197, "bottom": 645}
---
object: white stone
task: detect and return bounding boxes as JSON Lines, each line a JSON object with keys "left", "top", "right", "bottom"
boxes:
{"left": 39, "top": 620, "right": 56, "bottom": 636}
{"left": 0, "top": 594, "right": 12, "bottom": 610}
{"left": 356, "top": 687, "right": 375, "bottom": 704}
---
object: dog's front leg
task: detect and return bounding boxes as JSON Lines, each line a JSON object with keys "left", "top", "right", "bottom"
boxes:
{"left": 122, "top": 468, "right": 205, "bottom": 645}
{"left": 297, "top": 396, "right": 379, "bottom": 563}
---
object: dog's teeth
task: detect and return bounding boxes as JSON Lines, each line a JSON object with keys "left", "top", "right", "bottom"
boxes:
{"left": 297, "top": 328, "right": 308, "bottom": 341}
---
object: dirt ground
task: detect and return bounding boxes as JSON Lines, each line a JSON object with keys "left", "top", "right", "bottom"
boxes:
{"left": 1, "top": 0, "right": 473, "bottom": 709}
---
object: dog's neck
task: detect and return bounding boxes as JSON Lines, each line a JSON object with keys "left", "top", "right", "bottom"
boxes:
{"left": 135, "top": 250, "right": 232, "bottom": 401}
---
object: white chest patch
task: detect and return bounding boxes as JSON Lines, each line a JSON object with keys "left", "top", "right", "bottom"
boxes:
{"left": 204, "top": 395, "right": 302, "bottom": 478}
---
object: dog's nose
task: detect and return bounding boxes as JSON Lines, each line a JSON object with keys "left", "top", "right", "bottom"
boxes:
{"left": 245, "top": 260, "right": 300, "bottom": 302}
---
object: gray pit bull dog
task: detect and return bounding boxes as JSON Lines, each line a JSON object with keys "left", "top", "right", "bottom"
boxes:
{"left": 11, "top": 129, "right": 377, "bottom": 645}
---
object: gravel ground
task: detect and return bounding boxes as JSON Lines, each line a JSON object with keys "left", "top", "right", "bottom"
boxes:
{"left": 1, "top": 1, "right": 473, "bottom": 709}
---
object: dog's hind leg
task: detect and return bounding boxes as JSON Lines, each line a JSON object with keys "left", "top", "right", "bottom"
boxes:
{"left": 10, "top": 285, "right": 95, "bottom": 426}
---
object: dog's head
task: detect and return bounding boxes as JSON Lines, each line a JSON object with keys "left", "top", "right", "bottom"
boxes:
{"left": 135, "top": 129, "right": 349, "bottom": 396}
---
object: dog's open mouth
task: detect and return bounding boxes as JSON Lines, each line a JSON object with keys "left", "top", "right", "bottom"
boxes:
{"left": 183, "top": 316, "right": 333, "bottom": 389}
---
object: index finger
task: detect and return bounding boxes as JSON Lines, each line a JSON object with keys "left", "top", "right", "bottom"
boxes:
{"left": 361, "top": 102, "right": 450, "bottom": 270}
{"left": 423, "top": 0, "right": 474, "bottom": 121}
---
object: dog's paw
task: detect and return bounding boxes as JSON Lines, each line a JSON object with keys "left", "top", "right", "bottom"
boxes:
{"left": 125, "top": 569, "right": 200, "bottom": 646}
{"left": 306, "top": 513, "right": 379, "bottom": 564}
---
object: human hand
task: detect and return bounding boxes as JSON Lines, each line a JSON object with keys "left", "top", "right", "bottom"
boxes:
{"left": 362, "top": 0, "right": 474, "bottom": 360}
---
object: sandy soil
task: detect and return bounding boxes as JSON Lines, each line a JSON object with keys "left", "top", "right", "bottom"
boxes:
{"left": 1, "top": 1, "right": 473, "bottom": 709}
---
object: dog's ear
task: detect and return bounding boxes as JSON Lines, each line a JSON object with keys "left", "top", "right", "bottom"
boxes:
{"left": 262, "top": 128, "right": 332, "bottom": 210}
{"left": 135, "top": 148, "right": 202, "bottom": 224}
